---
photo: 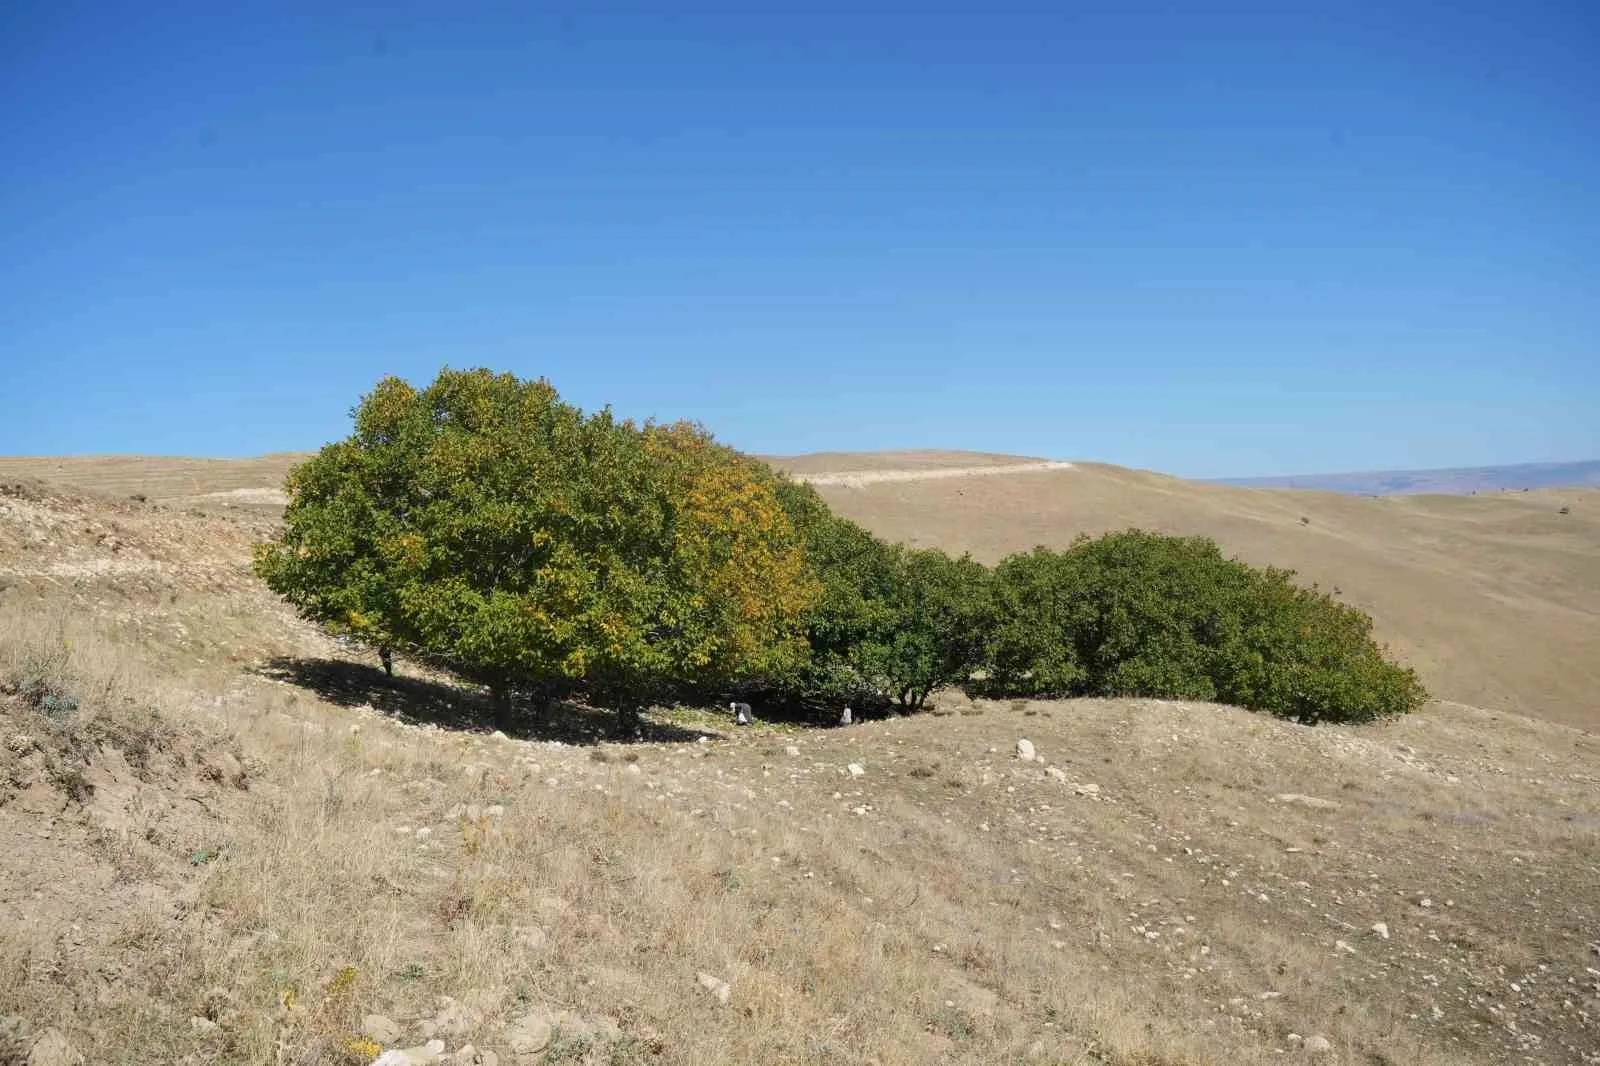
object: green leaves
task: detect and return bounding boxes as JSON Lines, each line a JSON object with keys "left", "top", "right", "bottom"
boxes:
{"left": 256, "top": 369, "right": 816, "bottom": 719}
{"left": 875, "top": 548, "right": 992, "bottom": 711}
{"left": 258, "top": 369, "right": 1423, "bottom": 727}
{"left": 978, "top": 530, "right": 1426, "bottom": 723}
{"left": 773, "top": 480, "right": 991, "bottom": 711}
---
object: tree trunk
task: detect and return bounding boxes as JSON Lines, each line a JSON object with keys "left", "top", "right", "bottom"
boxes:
{"left": 616, "top": 701, "right": 643, "bottom": 738}
{"left": 490, "top": 682, "right": 515, "bottom": 732}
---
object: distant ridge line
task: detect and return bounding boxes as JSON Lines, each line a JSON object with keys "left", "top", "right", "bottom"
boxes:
{"left": 1215, "top": 459, "right": 1600, "bottom": 496}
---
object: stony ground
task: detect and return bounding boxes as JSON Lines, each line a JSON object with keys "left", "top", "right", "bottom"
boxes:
{"left": 1, "top": 479, "right": 1598, "bottom": 1065}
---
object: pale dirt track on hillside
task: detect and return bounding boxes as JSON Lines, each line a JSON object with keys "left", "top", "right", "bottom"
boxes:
{"left": 795, "top": 460, "right": 1075, "bottom": 487}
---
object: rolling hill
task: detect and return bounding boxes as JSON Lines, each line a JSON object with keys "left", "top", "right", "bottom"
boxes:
{"left": 4, "top": 449, "right": 1596, "bottom": 728}
{"left": 1215, "top": 459, "right": 1600, "bottom": 496}
{"left": 773, "top": 452, "right": 1600, "bottom": 730}
{"left": 1, "top": 454, "right": 1597, "bottom": 1065}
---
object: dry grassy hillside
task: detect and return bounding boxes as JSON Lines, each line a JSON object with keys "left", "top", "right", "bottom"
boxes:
{"left": 0, "top": 477, "right": 1597, "bottom": 1066}
{"left": 769, "top": 453, "right": 1600, "bottom": 731}
{"left": 3, "top": 450, "right": 1597, "bottom": 729}
{"left": 0, "top": 455, "right": 305, "bottom": 513}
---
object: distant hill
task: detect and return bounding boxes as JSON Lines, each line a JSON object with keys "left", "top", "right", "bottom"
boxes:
{"left": 770, "top": 451, "right": 1600, "bottom": 730}
{"left": 1214, "top": 459, "right": 1600, "bottom": 496}
{"left": 4, "top": 450, "right": 1598, "bottom": 729}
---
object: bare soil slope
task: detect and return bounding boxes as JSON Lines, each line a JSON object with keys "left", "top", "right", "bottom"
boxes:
{"left": 1, "top": 478, "right": 1598, "bottom": 1064}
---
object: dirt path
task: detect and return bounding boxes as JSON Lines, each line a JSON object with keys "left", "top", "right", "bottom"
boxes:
{"left": 797, "top": 460, "right": 1075, "bottom": 488}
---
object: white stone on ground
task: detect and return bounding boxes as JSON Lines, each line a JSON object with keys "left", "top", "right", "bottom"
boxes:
{"left": 697, "top": 972, "right": 732, "bottom": 1005}
{"left": 362, "top": 1015, "right": 401, "bottom": 1044}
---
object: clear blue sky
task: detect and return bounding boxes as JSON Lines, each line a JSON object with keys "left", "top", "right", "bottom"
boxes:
{"left": 2, "top": 2, "right": 1595, "bottom": 478}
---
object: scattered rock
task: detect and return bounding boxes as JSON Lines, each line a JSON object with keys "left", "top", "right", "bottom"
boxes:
{"left": 1274, "top": 793, "right": 1340, "bottom": 810}
{"left": 372, "top": 1040, "right": 446, "bottom": 1066}
{"left": 504, "top": 1010, "right": 553, "bottom": 1059}
{"left": 1370, "top": 922, "right": 1389, "bottom": 940}
{"left": 847, "top": 763, "right": 865, "bottom": 778}
{"left": 0, "top": 1016, "right": 33, "bottom": 1064}
{"left": 1073, "top": 783, "right": 1100, "bottom": 797}
{"left": 188, "top": 1015, "right": 219, "bottom": 1035}
{"left": 423, "top": 995, "right": 480, "bottom": 1041}
{"left": 784, "top": 745, "right": 801, "bottom": 757}
{"left": 202, "top": 750, "right": 248, "bottom": 789}
{"left": 27, "top": 1029, "right": 84, "bottom": 1066}
{"left": 1304, "top": 1034, "right": 1333, "bottom": 1054}
{"left": 697, "top": 972, "right": 732, "bottom": 1005}
{"left": 1016, "top": 738, "right": 1036, "bottom": 761}
{"left": 363, "top": 1014, "right": 403, "bottom": 1044}
{"left": 446, "top": 1046, "right": 500, "bottom": 1066}
{"left": 512, "top": 926, "right": 548, "bottom": 952}
{"left": 1044, "top": 766, "right": 1068, "bottom": 783}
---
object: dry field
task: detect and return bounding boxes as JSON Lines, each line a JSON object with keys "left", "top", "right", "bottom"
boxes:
{"left": 0, "top": 458, "right": 1597, "bottom": 1065}
{"left": 769, "top": 452, "right": 1600, "bottom": 731}
{"left": 0, "top": 456, "right": 304, "bottom": 515}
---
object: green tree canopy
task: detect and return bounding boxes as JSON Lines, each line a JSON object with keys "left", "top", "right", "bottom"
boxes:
{"left": 981, "top": 530, "right": 1426, "bottom": 723}
{"left": 257, "top": 371, "right": 1423, "bottom": 728}
{"left": 772, "top": 479, "right": 906, "bottom": 704}
{"left": 871, "top": 547, "right": 993, "bottom": 711}
{"left": 255, "top": 369, "right": 817, "bottom": 720}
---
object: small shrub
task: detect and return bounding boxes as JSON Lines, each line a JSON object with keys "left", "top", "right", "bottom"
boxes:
{"left": 391, "top": 962, "right": 426, "bottom": 984}
{"left": 49, "top": 761, "right": 91, "bottom": 802}
{"left": 39, "top": 690, "right": 81, "bottom": 722}
{"left": 978, "top": 531, "right": 1425, "bottom": 723}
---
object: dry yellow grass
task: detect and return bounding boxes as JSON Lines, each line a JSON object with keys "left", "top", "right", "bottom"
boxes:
{"left": 0, "top": 454, "right": 305, "bottom": 515}
{"left": 6, "top": 448, "right": 1594, "bottom": 726}
{"left": 769, "top": 452, "right": 1600, "bottom": 730}
{"left": 1, "top": 462, "right": 1598, "bottom": 1065}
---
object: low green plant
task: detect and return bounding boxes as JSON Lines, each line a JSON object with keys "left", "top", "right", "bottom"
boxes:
{"left": 978, "top": 530, "right": 1425, "bottom": 723}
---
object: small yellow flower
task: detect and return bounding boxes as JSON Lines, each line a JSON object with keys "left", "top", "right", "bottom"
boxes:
{"left": 329, "top": 966, "right": 359, "bottom": 996}
{"left": 341, "top": 1035, "right": 383, "bottom": 1062}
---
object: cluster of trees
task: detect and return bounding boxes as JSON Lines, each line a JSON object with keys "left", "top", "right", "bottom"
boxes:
{"left": 978, "top": 531, "right": 1427, "bottom": 723}
{"left": 258, "top": 369, "right": 1425, "bottom": 728}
